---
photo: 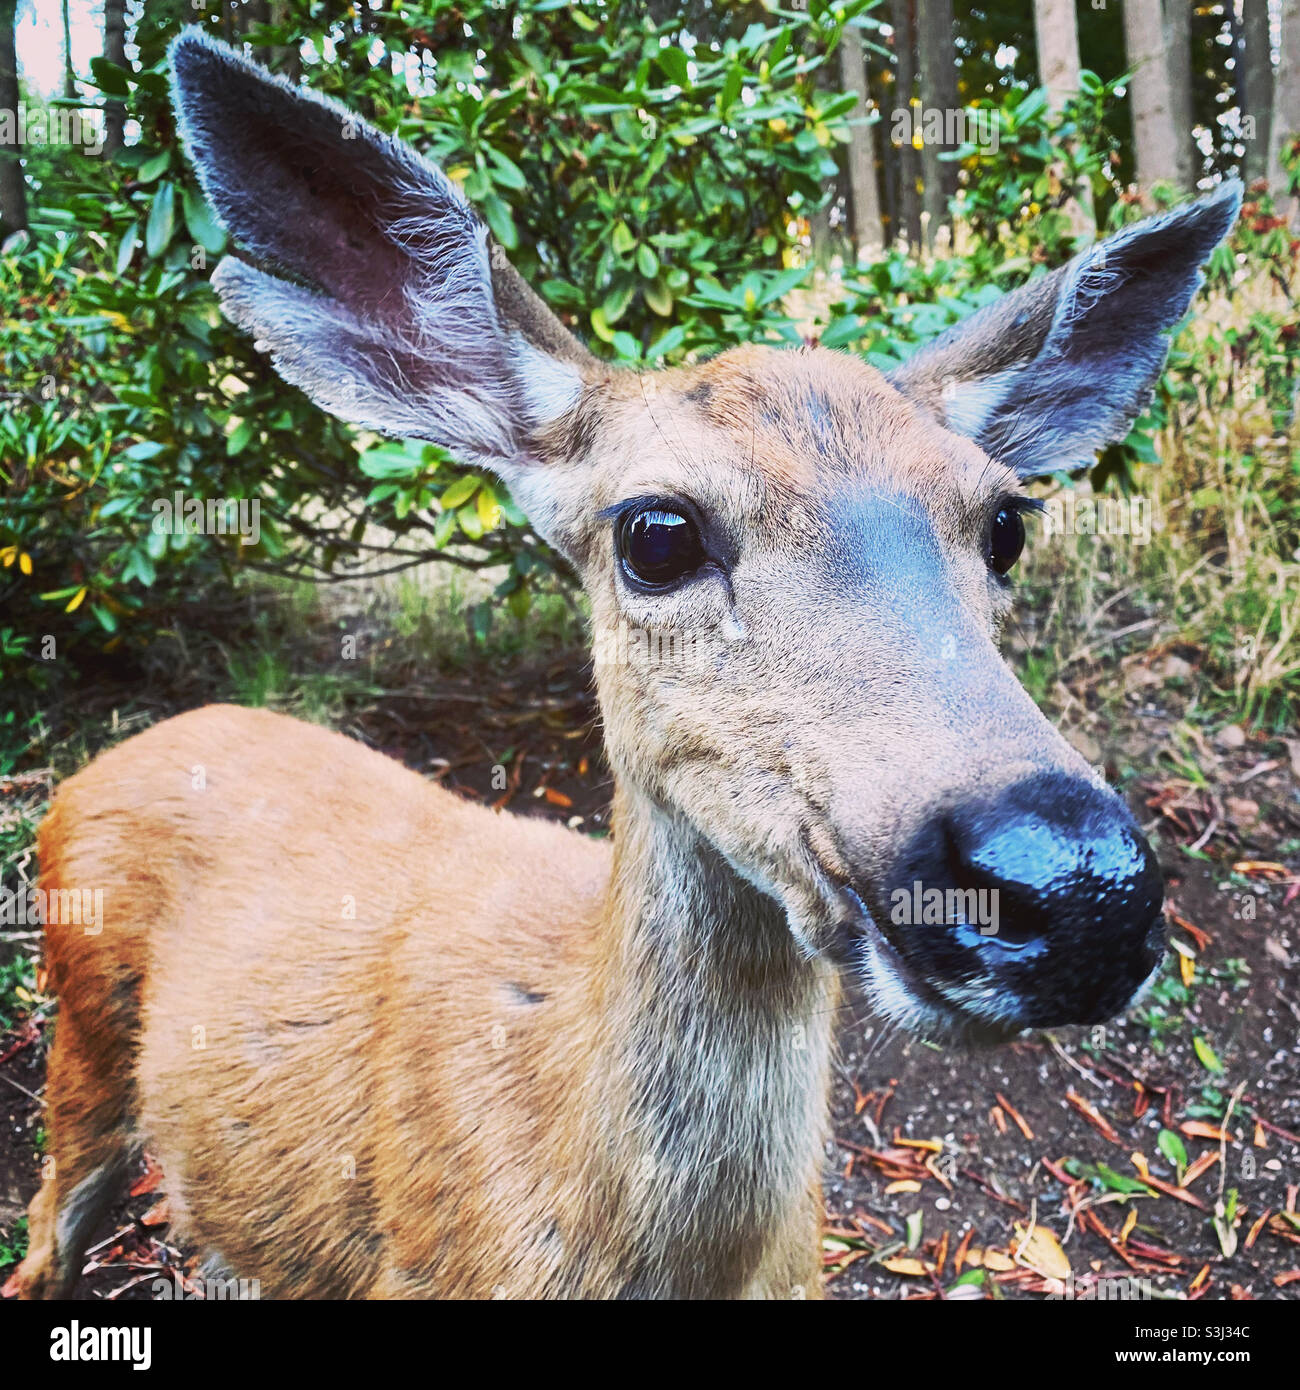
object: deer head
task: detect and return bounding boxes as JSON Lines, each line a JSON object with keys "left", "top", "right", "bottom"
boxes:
{"left": 170, "top": 30, "right": 1240, "bottom": 1043}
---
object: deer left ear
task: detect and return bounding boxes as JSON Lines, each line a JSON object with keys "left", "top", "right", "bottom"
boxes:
{"left": 887, "top": 182, "right": 1241, "bottom": 477}
{"left": 168, "top": 28, "right": 596, "bottom": 482}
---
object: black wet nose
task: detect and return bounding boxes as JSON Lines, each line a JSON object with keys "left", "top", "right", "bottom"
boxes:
{"left": 886, "top": 772, "right": 1166, "bottom": 1028}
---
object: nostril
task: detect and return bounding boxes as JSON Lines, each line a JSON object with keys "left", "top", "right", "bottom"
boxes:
{"left": 942, "top": 774, "right": 1165, "bottom": 950}
{"left": 940, "top": 818, "right": 1051, "bottom": 950}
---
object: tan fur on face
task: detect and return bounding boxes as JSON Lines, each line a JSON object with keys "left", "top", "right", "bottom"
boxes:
{"left": 537, "top": 345, "right": 1062, "bottom": 949}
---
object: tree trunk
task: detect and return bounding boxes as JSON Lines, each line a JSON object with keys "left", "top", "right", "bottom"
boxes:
{"left": 917, "top": 0, "right": 957, "bottom": 248}
{"left": 1163, "top": 0, "right": 1195, "bottom": 188}
{"left": 1032, "top": 0, "right": 1093, "bottom": 241}
{"left": 1122, "top": 0, "right": 1181, "bottom": 194}
{"left": 270, "top": 0, "right": 303, "bottom": 82}
{"left": 839, "top": 24, "right": 884, "bottom": 260}
{"left": 1241, "top": 0, "right": 1273, "bottom": 188}
{"left": 61, "top": 0, "right": 76, "bottom": 101}
{"left": 1271, "top": 0, "right": 1300, "bottom": 217}
{"left": 0, "top": 0, "right": 25, "bottom": 240}
{"left": 891, "top": 0, "right": 922, "bottom": 249}
{"left": 1033, "top": 0, "right": 1080, "bottom": 109}
{"left": 102, "top": 0, "right": 127, "bottom": 158}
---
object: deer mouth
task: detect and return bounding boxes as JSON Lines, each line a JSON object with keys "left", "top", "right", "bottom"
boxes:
{"left": 834, "top": 882, "right": 1024, "bottom": 1046}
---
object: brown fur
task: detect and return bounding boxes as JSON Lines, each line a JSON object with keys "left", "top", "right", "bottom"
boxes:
{"left": 19, "top": 343, "right": 1082, "bottom": 1301}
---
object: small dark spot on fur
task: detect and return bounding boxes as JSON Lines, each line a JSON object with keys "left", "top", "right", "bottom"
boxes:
{"left": 507, "top": 982, "right": 547, "bottom": 1005}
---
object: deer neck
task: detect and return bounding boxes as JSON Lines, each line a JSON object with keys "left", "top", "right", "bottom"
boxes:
{"left": 564, "top": 783, "right": 839, "bottom": 1297}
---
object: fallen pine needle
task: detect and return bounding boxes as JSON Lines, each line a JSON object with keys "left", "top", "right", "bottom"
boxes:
{"left": 996, "top": 1091, "right": 1034, "bottom": 1140}
{"left": 1066, "top": 1089, "right": 1122, "bottom": 1144}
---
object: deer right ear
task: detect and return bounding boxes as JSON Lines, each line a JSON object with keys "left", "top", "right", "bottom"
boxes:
{"left": 168, "top": 29, "right": 596, "bottom": 488}
{"left": 887, "top": 183, "right": 1241, "bottom": 477}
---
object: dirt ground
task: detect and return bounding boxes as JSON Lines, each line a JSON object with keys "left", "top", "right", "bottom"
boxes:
{"left": 1, "top": 647, "right": 1297, "bottom": 1301}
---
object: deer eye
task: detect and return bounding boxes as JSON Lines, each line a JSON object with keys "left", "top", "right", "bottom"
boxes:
{"left": 617, "top": 505, "right": 706, "bottom": 591}
{"left": 988, "top": 504, "right": 1026, "bottom": 576}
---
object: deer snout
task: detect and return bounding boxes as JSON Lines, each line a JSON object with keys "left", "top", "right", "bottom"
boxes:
{"left": 880, "top": 772, "right": 1166, "bottom": 1032}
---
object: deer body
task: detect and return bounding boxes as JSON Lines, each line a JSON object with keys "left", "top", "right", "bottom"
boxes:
{"left": 19, "top": 31, "right": 1240, "bottom": 1299}
{"left": 26, "top": 704, "right": 833, "bottom": 1299}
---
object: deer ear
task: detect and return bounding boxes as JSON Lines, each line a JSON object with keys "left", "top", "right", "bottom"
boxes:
{"left": 168, "top": 28, "right": 596, "bottom": 479}
{"left": 887, "top": 182, "right": 1241, "bottom": 477}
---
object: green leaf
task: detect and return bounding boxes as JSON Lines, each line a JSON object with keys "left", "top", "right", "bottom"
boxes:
{"left": 359, "top": 444, "right": 423, "bottom": 479}
{"left": 137, "top": 149, "right": 171, "bottom": 183}
{"left": 182, "top": 187, "right": 226, "bottom": 254}
{"left": 115, "top": 219, "right": 138, "bottom": 275}
{"left": 438, "top": 474, "right": 480, "bottom": 510}
{"left": 479, "top": 194, "right": 517, "bottom": 250}
{"left": 457, "top": 501, "right": 485, "bottom": 539}
{"left": 90, "top": 56, "right": 131, "bottom": 96}
{"left": 1193, "top": 1036, "right": 1223, "bottom": 1073}
{"left": 1157, "top": 1129, "right": 1188, "bottom": 1173}
{"left": 644, "top": 277, "right": 673, "bottom": 317}
{"left": 486, "top": 148, "right": 527, "bottom": 191}
{"left": 636, "top": 243, "right": 659, "bottom": 279}
{"left": 1093, "top": 1163, "right": 1151, "bottom": 1195}
{"left": 90, "top": 602, "right": 118, "bottom": 634}
{"left": 719, "top": 63, "right": 743, "bottom": 114}
{"left": 645, "top": 324, "right": 686, "bottom": 361}
{"left": 226, "top": 420, "right": 254, "bottom": 456}
{"left": 602, "top": 281, "right": 635, "bottom": 325}
{"left": 656, "top": 47, "right": 691, "bottom": 88}
{"left": 145, "top": 182, "right": 176, "bottom": 258}
{"left": 611, "top": 221, "right": 636, "bottom": 256}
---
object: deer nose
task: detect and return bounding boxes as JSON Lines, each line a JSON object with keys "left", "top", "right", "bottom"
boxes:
{"left": 886, "top": 773, "right": 1166, "bottom": 1029}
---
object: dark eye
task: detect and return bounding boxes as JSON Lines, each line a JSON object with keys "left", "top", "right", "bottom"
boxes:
{"left": 617, "top": 506, "right": 706, "bottom": 590}
{"left": 989, "top": 504, "right": 1026, "bottom": 576}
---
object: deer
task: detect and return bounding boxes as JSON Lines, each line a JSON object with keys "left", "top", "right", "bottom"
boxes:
{"left": 17, "top": 29, "right": 1240, "bottom": 1301}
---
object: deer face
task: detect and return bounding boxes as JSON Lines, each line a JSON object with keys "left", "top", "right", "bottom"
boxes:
{"left": 528, "top": 345, "right": 1164, "bottom": 1040}
{"left": 170, "top": 30, "right": 1238, "bottom": 1041}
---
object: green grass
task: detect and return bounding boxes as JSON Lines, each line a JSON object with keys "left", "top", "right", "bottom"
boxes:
{"left": 1013, "top": 405, "right": 1300, "bottom": 735}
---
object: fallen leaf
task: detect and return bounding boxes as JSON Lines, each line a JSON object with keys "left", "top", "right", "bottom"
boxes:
{"left": 893, "top": 1136, "right": 943, "bottom": 1153}
{"left": 1232, "top": 860, "right": 1291, "bottom": 880}
{"left": 996, "top": 1092, "right": 1034, "bottom": 1140}
{"left": 1168, "top": 909, "right": 1212, "bottom": 950}
{"left": 1181, "top": 1151, "right": 1221, "bottom": 1188}
{"left": 128, "top": 1155, "right": 164, "bottom": 1197}
{"left": 1192, "top": 1035, "right": 1223, "bottom": 1073}
{"left": 1013, "top": 1223, "right": 1071, "bottom": 1281}
{"left": 881, "top": 1256, "right": 932, "bottom": 1277}
{"left": 542, "top": 787, "right": 573, "bottom": 808}
{"left": 1245, "top": 1210, "right": 1271, "bottom": 1250}
{"left": 1181, "top": 1120, "right": 1229, "bottom": 1142}
{"left": 140, "top": 1198, "right": 170, "bottom": 1227}
{"left": 1067, "top": 1089, "right": 1122, "bottom": 1144}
